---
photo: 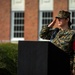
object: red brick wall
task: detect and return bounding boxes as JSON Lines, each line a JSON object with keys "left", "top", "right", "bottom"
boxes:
{"left": 0, "top": 0, "right": 11, "bottom": 42}
{"left": 24, "top": 0, "right": 39, "bottom": 41}
{"left": 0, "top": 0, "right": 69, "bottom": 42}
{"left": 53, "top": 0, "right": 68, "bottom": 28}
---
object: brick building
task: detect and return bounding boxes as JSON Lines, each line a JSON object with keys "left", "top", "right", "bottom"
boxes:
{"left": 0, "top": 0, "right": 75, "bottom": 43}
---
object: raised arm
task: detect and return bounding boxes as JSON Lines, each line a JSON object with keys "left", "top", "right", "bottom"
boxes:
{"left": 48, "top": 18, "right": 57, "bottom": 27}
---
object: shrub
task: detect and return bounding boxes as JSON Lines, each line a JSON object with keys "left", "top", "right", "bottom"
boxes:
{"left": 0, "top": 43, "right": 18, "bottom": 75}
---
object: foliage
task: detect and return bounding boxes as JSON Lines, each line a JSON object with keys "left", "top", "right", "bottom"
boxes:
{"left": 0, "top": 43, "right": 18, "bottom": 75}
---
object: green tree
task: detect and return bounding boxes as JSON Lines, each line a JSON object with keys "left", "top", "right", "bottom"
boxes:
{"left": 0, "top": 43, "right": 18, "bottom": 75}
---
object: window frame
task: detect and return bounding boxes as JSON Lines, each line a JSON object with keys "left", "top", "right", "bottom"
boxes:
{"left": 69, "top": 10, "right": 75, "bottom": 30}
{"left": 11, "top": 11, "right": 24, "bottom": 42}
{"left": 38, "top": 11, "right": 53, "bottom": 41}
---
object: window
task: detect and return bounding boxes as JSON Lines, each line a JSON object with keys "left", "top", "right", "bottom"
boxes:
{"left": 69, "top": 11, "right": 75, "bottom": 30}
{"left": 11, "top": 11, "right": 24, "bottom": 41}
{"left": 39, "top": 0, "right": 53, "bottom": 41}
{"left": 69, "top": 0, "right": 75, "bottom": 30}
{"left": 39, "top": 11, "right": 53, "bottom": 40}
{"left": 42, "top": 11, "right": 53, "bottom": 26}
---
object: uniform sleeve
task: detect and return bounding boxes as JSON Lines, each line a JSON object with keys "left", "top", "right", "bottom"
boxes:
{"left": 39, "top": 25, "right": 54, "bottom": 40}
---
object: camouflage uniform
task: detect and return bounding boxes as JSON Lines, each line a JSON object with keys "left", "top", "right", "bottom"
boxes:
{"left": 40, "top": 26, "right": 75, "bottom": 71}
{"left": 39, "top": 25, "right": 56, "bottom": 40}
{"left": 39, "top": 10, "right": 75, "bottom": 72}
{"left": 52, "top": 29, "right": 75, "bottom": 71}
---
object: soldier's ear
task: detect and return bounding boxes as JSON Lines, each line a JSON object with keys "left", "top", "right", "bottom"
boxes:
{"left": 66, "top": 18, "right": 69, "bottom": 22}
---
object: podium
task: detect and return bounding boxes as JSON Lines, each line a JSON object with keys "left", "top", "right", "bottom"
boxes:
{"left": 18, "top": 41, "right": 70, "bottom": 75}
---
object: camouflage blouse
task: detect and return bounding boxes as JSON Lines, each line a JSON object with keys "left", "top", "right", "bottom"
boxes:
{"left": 40, "top": 25, "right": 75, "bottom": 70}
{"left": 52, "top": 29, "right": 75, "bottom": 53}
{"left": 52, "top": 29, "right": 75, "bottom": 70}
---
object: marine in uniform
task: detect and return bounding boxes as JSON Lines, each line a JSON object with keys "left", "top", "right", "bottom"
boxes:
{"left": 39, "top": 10, "right": 75, "bottom": 74}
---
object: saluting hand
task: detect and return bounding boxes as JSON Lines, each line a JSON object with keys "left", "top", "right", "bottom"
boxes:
{"left": 48, "top": 18, "right": 57, "bottom": 27}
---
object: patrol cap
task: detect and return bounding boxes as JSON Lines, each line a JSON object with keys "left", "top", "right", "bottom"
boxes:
{"left": 56, "top": 10, "right": 70, "bottom": 19}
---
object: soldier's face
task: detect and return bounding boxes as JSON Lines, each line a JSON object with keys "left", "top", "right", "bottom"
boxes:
{"left": 57, "top": 18, "right": 68, "bottom": 27}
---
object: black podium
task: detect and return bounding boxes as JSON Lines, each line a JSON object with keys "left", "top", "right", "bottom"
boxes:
{"left": 18, "top": 41, "right": 70, "bottom": 75}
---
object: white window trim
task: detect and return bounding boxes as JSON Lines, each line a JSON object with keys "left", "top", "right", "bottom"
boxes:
{"left": 69, "top": 10, "right": 75, "bottom": 30}
{"left": 39, "top": 0, "right": 53, "bottom": 11}
{"left": 11, "top": 38, "right": 24, "bottom": 42}
{"left": 11, "top": 0, "right": 25, "bottom": 11}
{"left": 11, "top": 11, "right": 24, "bottom": 42}
{"left": 38, "top": 11, "right": 53, "bottom": 41}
